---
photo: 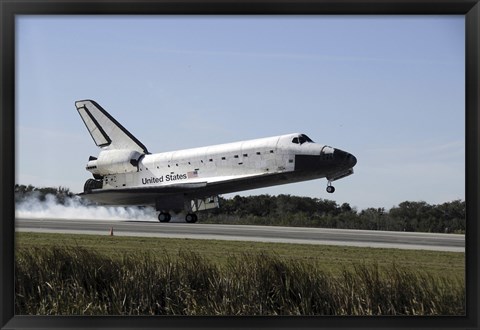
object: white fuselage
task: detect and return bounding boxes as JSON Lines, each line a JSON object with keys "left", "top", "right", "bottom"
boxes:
{"left": 96, "top": 133, "right": 331, "bottom": 192}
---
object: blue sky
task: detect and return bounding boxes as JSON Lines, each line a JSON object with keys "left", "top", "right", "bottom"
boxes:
{"left": 16, "top": 16, "right": 465, "bottom": 210}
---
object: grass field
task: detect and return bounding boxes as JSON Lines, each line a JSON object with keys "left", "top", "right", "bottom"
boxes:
{"left": 16, "top": 232, "right": 464, "bottom": 276}
{"left": 15, "top": 232, "right": 465, "bottom": 316}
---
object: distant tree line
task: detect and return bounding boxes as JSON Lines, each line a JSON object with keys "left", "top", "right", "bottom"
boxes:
{"left": 15, "top": 184, "right": 82, "bottom": 205}
{"left": 203, "top": 195, "right": 465, "bottom": 234}
{"left": 15, "top": 185, "right": 465, "bottom": 233}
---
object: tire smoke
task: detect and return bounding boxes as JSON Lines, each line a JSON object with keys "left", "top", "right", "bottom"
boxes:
{"left": 15, "top": 193, "right": 156, "bottom": 221}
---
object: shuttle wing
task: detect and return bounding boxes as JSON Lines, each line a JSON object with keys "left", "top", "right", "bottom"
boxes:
{"left": 75, "top": 100, "right": 149, "bottom": 154}
{"left": 79, "top": 181, "right": 208, "bottom": 206}
{"left": 80, "top": 172, "right": 278, "bottom": 206}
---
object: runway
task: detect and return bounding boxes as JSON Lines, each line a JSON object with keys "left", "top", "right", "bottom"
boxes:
{"left": 16, "top": 218, "right": 465, "bottom": 252}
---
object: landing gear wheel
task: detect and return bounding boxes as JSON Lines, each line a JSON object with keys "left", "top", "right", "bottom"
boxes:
{"left": 158, "top": 212, "right": 171, "bottom": 223}
{"left": 185, "top": 213, "right": 198, "bottom": 223}
{"left": 326, "top": 185, "right": 335, "bottom": 194}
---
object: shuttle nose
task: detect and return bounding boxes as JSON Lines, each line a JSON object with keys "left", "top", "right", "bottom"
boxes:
{"left": 348, "top": 153, "right": 357, "bottom": 168}
{"left": 334, "top": 149, "right": 357, "bottom": 168}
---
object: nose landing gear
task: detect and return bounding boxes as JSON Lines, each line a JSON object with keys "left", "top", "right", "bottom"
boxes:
{"left": 326, "top": 182, "right": 335, "bottom": 193}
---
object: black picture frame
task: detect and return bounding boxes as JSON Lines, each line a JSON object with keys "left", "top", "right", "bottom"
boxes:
{"left": 1, "top": 1, "right": 479, "bottom": 329}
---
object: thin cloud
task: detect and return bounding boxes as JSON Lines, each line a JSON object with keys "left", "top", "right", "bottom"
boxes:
{"left": 143, "top": 47, "right": 457, "bottom": 66}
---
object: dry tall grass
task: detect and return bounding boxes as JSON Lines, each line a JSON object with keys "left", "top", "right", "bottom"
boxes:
{"left": 15, "top": 246, "right": 465, "bottom": 316}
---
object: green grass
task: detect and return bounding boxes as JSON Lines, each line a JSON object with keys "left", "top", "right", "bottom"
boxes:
{"left": 16, "top": 232, "right": 464, "bottom": 277}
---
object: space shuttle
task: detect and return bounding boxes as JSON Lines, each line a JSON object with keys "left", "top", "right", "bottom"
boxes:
{"left": 76, "top": 100, "right": 357, "bottom": 223}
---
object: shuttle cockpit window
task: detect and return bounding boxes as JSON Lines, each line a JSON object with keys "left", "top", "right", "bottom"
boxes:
{"left": 292, "top": 134, "right": 314, "bottom": 145}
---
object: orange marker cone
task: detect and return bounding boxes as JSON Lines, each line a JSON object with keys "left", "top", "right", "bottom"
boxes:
{"left": 109, "top": 227, "right": 114, "bottom": 236}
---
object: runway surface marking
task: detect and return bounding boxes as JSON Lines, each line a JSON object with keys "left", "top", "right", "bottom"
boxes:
{"left": 16, "top": 218, "right": 465, "bottom": 252}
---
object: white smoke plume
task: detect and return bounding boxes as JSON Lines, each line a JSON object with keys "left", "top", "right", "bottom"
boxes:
{"left": 15, "top": 193, "right": 157, "bottom": 221}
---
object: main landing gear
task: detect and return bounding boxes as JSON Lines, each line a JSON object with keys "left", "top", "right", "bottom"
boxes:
{"left": 157, "top": 212, "right": 198, "bottom": 223}
{"left": 185, "top": 213, "right": 198, "bottom": 223}
{"left": 326, "top": 181, "right": 335, "bottom": 194}
{"left": 158, "top": 212, "right": 171, "bottom": 223}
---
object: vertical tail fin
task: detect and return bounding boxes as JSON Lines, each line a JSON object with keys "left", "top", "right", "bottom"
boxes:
{"left": 75, "top": 100, "right": 149, "bottom": 154}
